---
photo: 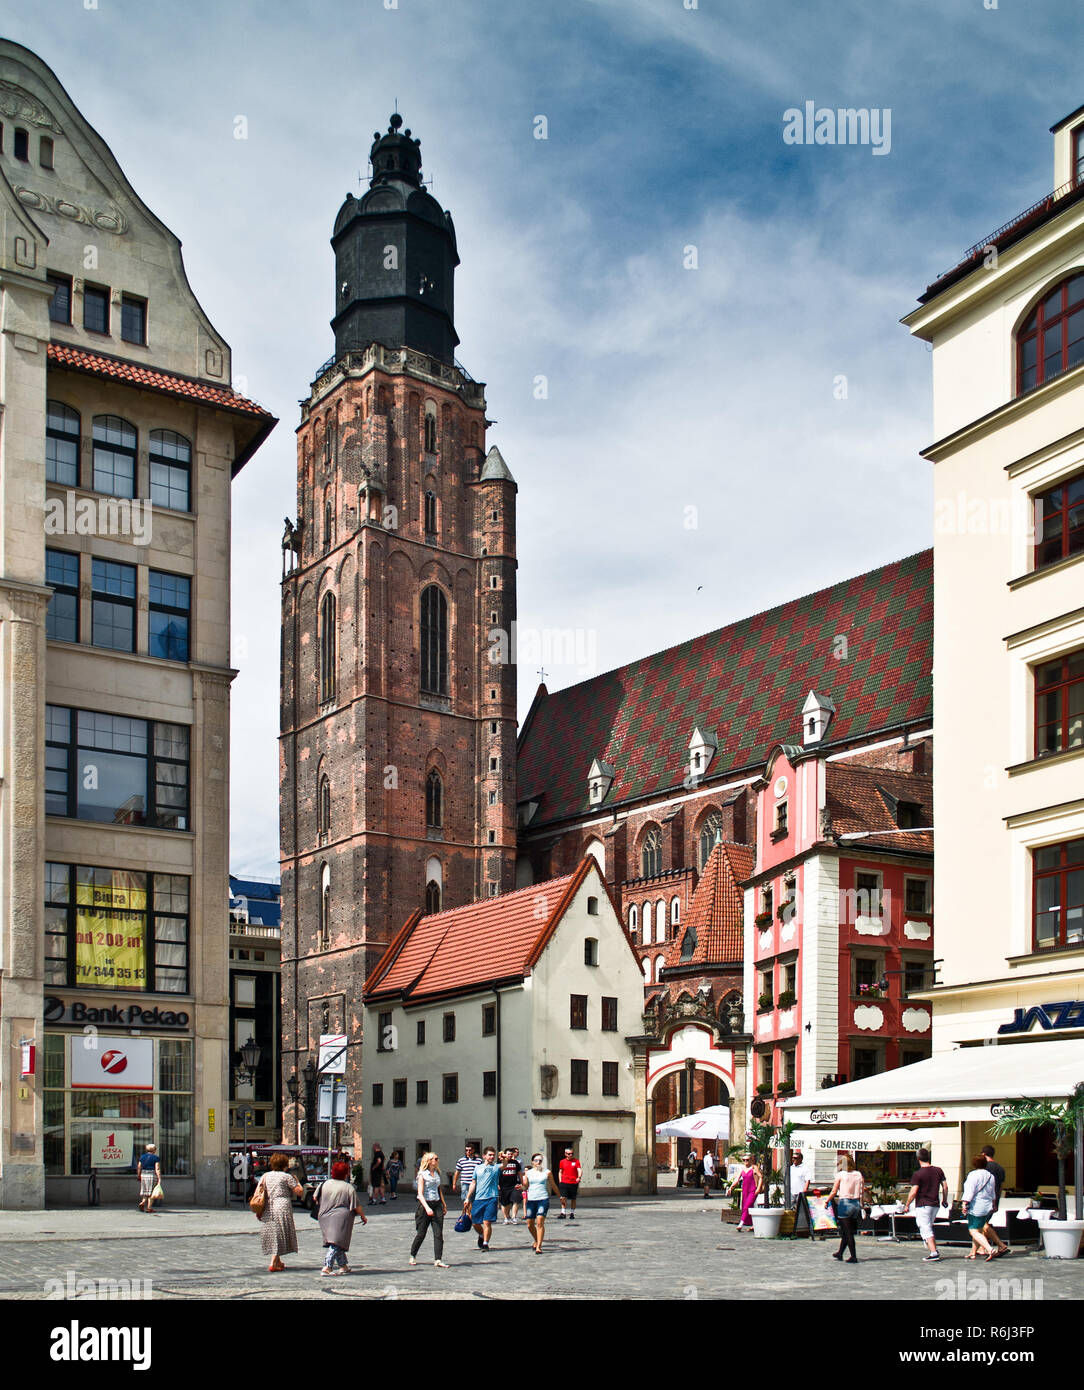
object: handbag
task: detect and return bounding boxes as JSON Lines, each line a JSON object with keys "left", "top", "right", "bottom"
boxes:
{"left": 249, "top": 1178, "right": 266, "bottom": 1220}
{"left": 151, "top": 1182, "right": 164, "bottom": 1201}
{"left": 453, "top": 1211, "right": 473, "bottom": 1233}
{"left": 309, "top": 1183, "right": 324, "bottom": 1220}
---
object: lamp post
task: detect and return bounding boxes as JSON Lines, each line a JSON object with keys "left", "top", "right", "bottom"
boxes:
{"left": 302, "top": 1058, "right": 317, "bottom": 1146}
{"left": 233, "top": 1037, "right": 263, "bottom": 1183}
{"left": 285, "top": 1070, "right": 299, "bottom": 1144}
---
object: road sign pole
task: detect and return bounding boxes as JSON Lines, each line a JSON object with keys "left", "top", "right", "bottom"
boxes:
{"left": 327, "top": 1073, "right": 336, "bottom": 1182}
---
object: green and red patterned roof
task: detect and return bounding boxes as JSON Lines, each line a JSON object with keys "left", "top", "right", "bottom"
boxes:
{"left": 517, "top": 550, "right": 932, "bottom": 829}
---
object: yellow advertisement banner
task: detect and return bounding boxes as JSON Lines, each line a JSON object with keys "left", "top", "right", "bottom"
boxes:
{"left": 74, "top": 871, "right": 147, "bottom": 991}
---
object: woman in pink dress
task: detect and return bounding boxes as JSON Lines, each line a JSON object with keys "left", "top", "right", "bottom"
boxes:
{"left": 729, "top": 1154, "right": 763, "bottom": 1231}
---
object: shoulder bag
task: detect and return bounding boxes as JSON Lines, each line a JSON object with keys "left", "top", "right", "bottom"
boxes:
{"left": 249, "top": 1177, "right": 267, "bottom": 1220}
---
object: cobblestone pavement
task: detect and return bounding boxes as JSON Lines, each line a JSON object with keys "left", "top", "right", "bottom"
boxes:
{"left": 0, "top": 1192, "right": 1077, "bottom": 1301}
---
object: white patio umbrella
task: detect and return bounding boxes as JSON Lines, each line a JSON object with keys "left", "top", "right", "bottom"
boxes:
{"left": 655, "top": 1105, "right": 730, "bottom": 1141}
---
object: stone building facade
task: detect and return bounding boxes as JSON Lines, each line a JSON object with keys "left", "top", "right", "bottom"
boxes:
{"left": 279, "top": 117, "right": 518, "bottom": 1149}
{"left": 0, "top": 41, "right": 273, "bottom": 1207}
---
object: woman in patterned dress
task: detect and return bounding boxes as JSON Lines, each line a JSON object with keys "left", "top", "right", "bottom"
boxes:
{"left": 257, "top": 1153, "right": 303, "bottom": 1272}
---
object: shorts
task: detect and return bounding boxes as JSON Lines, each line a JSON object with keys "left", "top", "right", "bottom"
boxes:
{"left": 915, "top": 1205, "right": 937, "bottom": 1240}
{"left": 559, "top": 1182, "right": 580, "bottom": 1200}
{"left": 472, "top": 1196, "right": 498, "bottom": 1224}
{"left": 498, "top": 1185, "right": 518, "bottom": 1206}
{"left": 525, "top": 1198, "right": 550, "bottom": 1218}
{"left": 967, "top": 1211, "right": 992, "bottom": 1231}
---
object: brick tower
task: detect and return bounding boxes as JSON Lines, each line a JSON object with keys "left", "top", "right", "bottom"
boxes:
{"left": 279, "top": 115, "right": 518, "bottom": 1147}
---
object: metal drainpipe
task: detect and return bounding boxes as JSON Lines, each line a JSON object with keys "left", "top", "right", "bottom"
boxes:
{"left": 495, "top": 988, "right": 502, "bottom": 1151}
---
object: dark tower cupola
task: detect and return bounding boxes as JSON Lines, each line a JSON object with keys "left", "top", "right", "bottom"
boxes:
{"left": 331, "top": 114, "right": 460, "bottom": 364}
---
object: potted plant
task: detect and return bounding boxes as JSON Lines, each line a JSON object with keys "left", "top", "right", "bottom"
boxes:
{"left": 777, "top": 1079, "right": 795, "bottom": 1095}
{"left": 754, "top": 911, "right": 773, "bottom": 928}
{"left": 757, "top": 993, "right": 773, "bottom": 1011}
{"left": 776, "top": 900, "right": 795, "bottom": 921}
{"left": 755, "top": 1081, "right": 773, "bottom": 1095}
{"left": 856, "top": 983, "right": 883, "bottom": 1000}
{"left": 777, "top": 990, "right": 796, "bottom": 1008}
{"left": 992, "top": 1084, "right": 1084, "bottom": 1259}
{"left": 746, "top": 1120, "right": 797, "bottom": 1237}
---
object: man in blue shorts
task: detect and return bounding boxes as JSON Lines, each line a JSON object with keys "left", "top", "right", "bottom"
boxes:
{"left": 466, "top": 1146, "right": 500, "bottom": 1251}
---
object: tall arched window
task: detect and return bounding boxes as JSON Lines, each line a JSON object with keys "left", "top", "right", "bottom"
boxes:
{"left": 426, "top": 769, "right": 443, "bottom": 829}
{"left": 629, "top": 905, "right": 638, "bottom": 934}
{"left": 698, "top": 810, "right": 723, "bottom": 870}
{"left": 641, "top": 826, "right": 662, "bottom": 878}
{"left": 424, "top": 490, "right": 437, "bottom": 536}
{"left": 425, "top": 879, "right": 441, "bottom": 913}
{"left": 653, "top": 956, "right": 664, "bottom": 982}
{"left": 324, "top": 498, "right": 333, "bottom": 550}
{"left": 655, "top": 901, "right": 666, "bottom": 944}
{"left": 319, "top": 864, "right": 330, "bottom": 951}
{"left": 1017, "top": 272, "right": 1084, "bottom": 394}
{"left": 319, "top": 592, "right": 337, "bottom": 704}
{"left": 318, "top": 774, "right": 331, "bottom": 842}
{"left": 420, "top": 585, "right": 448, "bottom": 695}
{"left": 671, "top": 896, "right": 681, "bottom": 926}
{"left": 642, "top": 957, "right": 651, "bottom": 982}
{"left": 424, "top": 409, "right": 437, "bottom": 453}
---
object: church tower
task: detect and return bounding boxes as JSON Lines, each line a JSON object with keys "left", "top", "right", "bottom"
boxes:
{"left": 279, "top": 116, "right": 518, "bottom": 1145}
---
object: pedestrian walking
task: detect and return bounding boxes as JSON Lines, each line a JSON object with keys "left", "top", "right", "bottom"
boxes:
{"left": 901, "top": 1147, "right": 948, "bottom": 1262}
{"left": 369, "top": 1143, "right": 386, "bottom": 1205}
{"left": 466, "top": 1146, "right": 501, "bottom": 1251}
{"left": 788, "top": 1149, "right": 812, "bottom": 1207}
{"left": 454, "top": 1142, "right": 478, "bottom": 1206}
{"left": 961, "top": 1154, "right": 999, "bottom": 1262}
{"left": 387, "top": 1149, "right": 403, "bottom": 1200}
{"left": 557, "top": 1146, "right": 582, "bottom": 1219}
{"left": 980, "top": 1144, "right": 1009, "bottom": 1256}
{"left": 317, "top": 1160, "right": 367, "bottom": 1276}
{"left": 728, "top": 1153, "right": 762, "bottom": 1230}
{"left": 257, "top": 1152, "right": 304, "bottom": 1273}
{"left": 498, "top": 1148, "right": 523, "bottom": 1224}
{"left": 522, "top": 1152, "right": 561, "bottom": 1253}
{"left": 700, "top": 1149, "right": 717, "bottom": 1198}
{"left": 826, "top": 1154, "right": 863, "bottom": 1263}
{"left": 409, "top": 1152, "right": 449, "bottom": 1268}
{"left": 135, "top": 1143, "right": 160, "bottom": 1213}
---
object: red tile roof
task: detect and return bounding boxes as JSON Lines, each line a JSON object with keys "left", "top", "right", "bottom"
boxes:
{"left": 48, "top": 342, "right": 273, "bottom": 418}
{"left": 364, "top": 859, "right": 602, "bottom": 1004}
{"left": 662, "top": 841, "right": 753, "bottom": 969}
{"left": 824, "top": 763, "right": 933, "bottom": 855}
{"left": 517, "top": 550, "right": 932, "bottom": 829}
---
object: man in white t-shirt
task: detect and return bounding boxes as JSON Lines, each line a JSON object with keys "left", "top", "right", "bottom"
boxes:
{"left": 789, "top": 1150, "right": 812, "bottom": 1207}
{"left": 701, "top": 1149, "right": 717, "bottom": 1199}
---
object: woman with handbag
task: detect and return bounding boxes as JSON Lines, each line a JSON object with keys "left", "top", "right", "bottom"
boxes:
{"left": 135, "top": 1143, "right": 160, "bottom": 1213}
{"left": 826, "top": 1153, "right": 864, "bottom": 1263}
{"left": 317, "top": 1161, "right": 367, "bottom": 1275}
{"left": 961, "top": 1154, "right": 998, "bottom": 1261}
{"left": 254, "top": 1152, "right": 304, "bottom": 1272}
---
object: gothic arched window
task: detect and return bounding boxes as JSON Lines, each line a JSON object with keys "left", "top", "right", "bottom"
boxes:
{"left": 698, "top": 811, "right": 723, "bottom": 870}
{"left": 426, "top": 769, "right": 443, "bottom": 829}
{"left": 318, "top": 774, "right": 331, "bottom": 842}
{"left": 641, "top": 826, "right": 662, "bottom": 878}
{"left": 424, "top": 490, "right": 437, "bottom": 537}
{"left": 425, "top": 878, "right": 441, "bottom": 913}
{"left": 319, "top": 864, "right": 330, "bottom": 951}
{"left": 324, "top": 499, "right": 333, "bottom": 551}
{"left": 319, "top": 592, "right": 337, "bottom": 705}
{"left": 424, "top": 412, "right": 437, "bottom": 453}
{"left": 654, "top": 900, "right": 666, "bottom": 944}
{"left": 420, "top": 585, "right": 448, "bottom": 695}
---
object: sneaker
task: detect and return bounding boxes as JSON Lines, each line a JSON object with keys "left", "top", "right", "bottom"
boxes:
{"left": 477, "top": 1235, "right": 485, "bottom": 1249}
{"left": 922, "top": 1253, "right": 942, "bottom": 1262}
{"left": 481, "top": 1242, "right": 490, "bottom": 1251}
{"left": 511, "top": 1215, "right": 519, "bottom": 1225}
{"left": 434, "top": 1260, "right": 449, "bottom": 1268}
{"left": 501, "top": 1217, "right": 510, "bottom": 1225}
{"left": 409, "top": 1256, "right": 417, "bottom": 1265}
{"left": 569, "top": 1213, "right": 575, "bottom": 1221}
{"left": 557, "top": 1212, "right": 566, "bottom": 1220}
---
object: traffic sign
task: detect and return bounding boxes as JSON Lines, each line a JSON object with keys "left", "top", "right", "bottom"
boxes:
{"left": 317, "top": 1082, "right": 348, "bottom": 1123}
{"left": 318, "top": 1033, "right": 347, "bottom": 1075}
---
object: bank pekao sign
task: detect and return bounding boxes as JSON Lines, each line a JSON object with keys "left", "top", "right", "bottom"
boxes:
{"left": 44, "top": 996, "right": 191, "bottom": 1030}
{"left": 998, "top": 1000, "right": 1084, "bottom": 1035}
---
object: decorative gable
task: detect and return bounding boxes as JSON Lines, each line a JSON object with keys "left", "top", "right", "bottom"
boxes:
{"left": 802, "top": 690, "right": 836, "bottom": 746}
{"left": 587, "top": 757, "right": 614, "bottom": 807}
{"left": 687, "top": 725, "right": 718, "bottom": 782}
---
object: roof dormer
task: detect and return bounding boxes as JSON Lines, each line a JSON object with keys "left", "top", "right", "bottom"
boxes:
{"left": 687, "top": 725, "right": 718, "bottom": 781}
{"left": 587, "top": 757, "right": 614, "bottom": 807}
{"left": 1052, "top": 104, "right": 1084, "bottom": 191}
{"left": 802, "top": 690, "right": 836, "bottom": 746}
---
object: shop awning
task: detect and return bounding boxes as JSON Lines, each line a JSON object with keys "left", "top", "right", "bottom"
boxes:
{"left": 789, "top": 1128, "right": 935, "bottom": 1153}
{"left": 783, "top": 1038, "right": 1084, "bottom": 1127}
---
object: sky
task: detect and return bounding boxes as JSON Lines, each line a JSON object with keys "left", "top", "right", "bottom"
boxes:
{"left": 9, "top": 0, "right": 1084, "bottom": 876}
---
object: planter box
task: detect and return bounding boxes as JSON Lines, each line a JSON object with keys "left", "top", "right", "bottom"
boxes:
{"left": 719, "top": 1206, "right": 742, "bottom": 1225}
{"left": 750, "top": 1205, "right": 784, "bottom": 1239}
{"left": 1041, "top": 1219, "right": 1084, "bottom": 1259}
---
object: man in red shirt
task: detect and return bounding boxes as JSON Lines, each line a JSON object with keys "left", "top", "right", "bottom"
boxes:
{"left": 557, "top": 1147, "right": 582, "bottom": 1219}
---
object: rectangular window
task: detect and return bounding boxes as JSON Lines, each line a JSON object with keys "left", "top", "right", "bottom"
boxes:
{"left": 377, "top": 1011, "right": 392, "bottom": 1052}
{"left": 602, "top": 1060, "right": 619, "bottom": 1096}
{"left": 1034, "top": 648, "right": 1084, "bottom": 757}
{"left": 442, "top": 1012, "right": 456, "bottom": 1043}
{"left": 149, "top": 571, "right": 190, "bottom": 662}
{"left": 1033, "top": 837, "right": 1084, "bottom": 950}
{"left": 416, "top": 1080, "right": 428, "bottom": 1105}
{"left": 442, "top": 1073, "right": 458, "bottom": 1104}
{"left": 774, "top": 802, "right": 788, "bottom": 835}
{"left": 91, "top": 558, "right": 135, "bottom": 652}
{"left": 47, "top": 273, "right": 72, "bottom": 324}
{"left": 903, "top": 957, "right": 929, "bottom": 996}
{"left": 481, "top": 1004, "right": 496, "bottom": 1036}
{"left": 120, "top": 295, "right": 147, "bottom": 346}
{"left": 597, "top": 1141, "right": 619, "bottom": 1168}
{"left": 91, "top": 416, "right": 136, "bottom": 498}
{"left": 46, "top": 549, "right": 79, "bottom": 643}
{"left": 782, "top": 1049, "right": 796, "bottom": 1086}
{"left": 758, "top": 1051, "right": 772, "bottom": 1088}
{"left": 482, "top": 1070, "right": 496, "bottom": 1097}
{"left": 234, "top": 976, "right": 256, "bottom": 1006}
{"left": 782, "top": 961, "right": 797, "bottom": 997}
{"left": 13, "top": 126, "right": 28, "bottom": 161}
{"left": 416, "top": 1020, "right": 425, "bottom": 1046}
{"left": 152, "top": 874, "right": 189, "bottom": 993}
{"left": 601, "top": 996, "right": 618, "bottom": 1031}
{"left": 39, "top": 134, "right": 54, "bottom": 169}
{"left": 904, "top": 877, "right": 931, "bottom": 914}
{"left": 149, "top": 432, "right": 191, "bottom": 513}
{"left": 1033, "top": 471, "right": 1084, "bottom": 570}
{"left": 855, "top": 871, "right": 882, "bottom": 917}
{"left": 584, "top": 937, "right": 598, "bottom": 966}
{"left": 853, "top": 956, "right": 879, "bottom": 992}
{"left": 393, "top": 1078, "right": 407, "bottom": 1108}
{"left": 372, "top": 1084, "right": 384, "bottom": 1106}
{"left": 569, "top": 994, "right": 587, "bottom": 1029}
{"left": 758, "top": 968, "right": 773, "bottom": 1006}
{"left": 901, "top": 1047, "right": 930, "bottom": 1069}
{"left": 83, "top": 284, "right": 109, "bottom": 334}
{"left": 1076, "top": 127, "right": 1084, "bottom": 187}
{"left": 570, "top": 1059, "right": 588, "bottom": 1095}
{"left": 852, "top": 1047, "right": 881, "bottom": 1081}
{"left": 46, "top": 400, "right": 80, "bottom": 485}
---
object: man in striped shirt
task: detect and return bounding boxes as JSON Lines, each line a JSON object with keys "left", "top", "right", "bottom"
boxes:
{"left": 454, "top": 1144, "right": 479, "bottom": 1206}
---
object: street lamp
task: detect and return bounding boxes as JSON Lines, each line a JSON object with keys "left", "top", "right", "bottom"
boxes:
{"left": 234, "top": 1037, "right": 262, "bottom": 1167}
{"left": 302, "top": 1057, "right": 317, "bottom": 1146}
